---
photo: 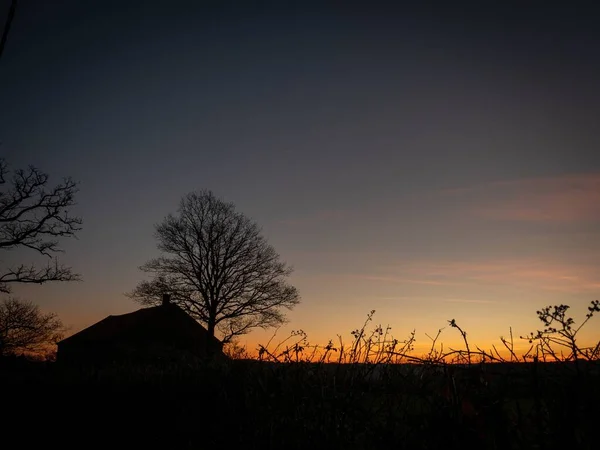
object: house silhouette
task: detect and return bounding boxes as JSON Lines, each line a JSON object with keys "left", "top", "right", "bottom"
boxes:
{"left": 57, "top": 294, "right": 224, "bottom": 364}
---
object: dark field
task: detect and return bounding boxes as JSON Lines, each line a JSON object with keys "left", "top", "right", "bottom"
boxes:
{"left": 3, "top": 357, "right": 599, "bottom": 450}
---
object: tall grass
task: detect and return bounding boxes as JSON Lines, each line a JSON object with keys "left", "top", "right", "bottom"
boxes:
{"left": 3, "top": 300, "right": 599, "bottom": 449}
{"left": 254, "top": 300, "right": 600, "bottom": 366}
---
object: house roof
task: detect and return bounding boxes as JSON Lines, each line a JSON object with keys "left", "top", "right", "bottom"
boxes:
{"left": 58, "top": 302, "right": 222, "bottom": 349}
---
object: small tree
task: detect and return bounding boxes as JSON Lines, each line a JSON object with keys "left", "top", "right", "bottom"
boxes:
{"left": 0, "top": 158, "right": 82, "bottom": 293}
{"left": 522, "top": 300, "right": 600, "bottom": 362}
{"left": 0, "top": 297, "right": 65, "bottom": 357}
{"left": 127, "top": 190, "right": 300, "bottom": 343}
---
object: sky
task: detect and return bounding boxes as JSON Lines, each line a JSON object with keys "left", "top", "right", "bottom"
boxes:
{"left": 1, "top": 1, "right": 599, "bottom": 356}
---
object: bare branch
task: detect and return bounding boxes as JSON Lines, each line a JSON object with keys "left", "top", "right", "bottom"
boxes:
{"left": 0, "top": 158, "right": 82, "bottom": 293}
{"left": 127, "top": 190, "right": 300, "bottom": 342}
{"left": 0, "top": 260, "right": 80, "bottom": 293}
{"left": 0, "top": 297, "right": 65, "bottom": 356}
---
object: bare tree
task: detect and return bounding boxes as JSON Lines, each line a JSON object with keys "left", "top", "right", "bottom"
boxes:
{"left": 0, "top": 297, "right": 65, "bottom": 356}
{"left": 127, "top": 190, "right": 300, "bottom": 343}
{"left": 0, "top": 158, "right": 82, "bottom": 293}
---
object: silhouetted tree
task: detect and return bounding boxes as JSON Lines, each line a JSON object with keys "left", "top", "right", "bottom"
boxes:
{"left": 127, "top": 190, "right": 300, "bottom": 343}
{"left": 0, "top": 297, "right": 64, "bottom": 356}
{"left": 0, "top": 158, "right": 82, "bottom": 293}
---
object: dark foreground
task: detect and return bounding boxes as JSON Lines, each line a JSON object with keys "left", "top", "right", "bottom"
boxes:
{"left": 2, "top": 357, "right": 599, "bottom": 449}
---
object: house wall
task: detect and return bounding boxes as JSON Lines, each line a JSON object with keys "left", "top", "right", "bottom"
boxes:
{"left": 57, "top": 334, "right": 224, "bottom": 365}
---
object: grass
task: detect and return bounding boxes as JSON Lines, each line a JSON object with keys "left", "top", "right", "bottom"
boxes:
{"left": 2, "top": 300, "right": 599, "bottom": 449}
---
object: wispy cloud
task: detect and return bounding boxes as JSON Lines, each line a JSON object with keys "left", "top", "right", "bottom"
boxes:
{"left": 398, "top": 259, "right": 599, "bottom": 293}
{"left": 372, "top": 295, "right": 498, "bottom": 304}
{"left": 277, "top": 210, "right": 347, "bottom": 226}
{"left": 361, "top": 258, "right": 600, "bottom": 294}
{"left": 442, "top": 172, "right": 600, "bottom": 223}
{"left": 442, "top": 298, "right": 497, "bottom": 304}
{"left": 359, "top": 275, "right": 465, "bottom": 286}
{"left": 373, "top": 296, "right": 416, "bottom": 301}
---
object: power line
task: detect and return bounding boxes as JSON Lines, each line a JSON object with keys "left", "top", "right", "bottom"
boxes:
{"left": 0, "top": 0, "right": 18, "bottom": 63}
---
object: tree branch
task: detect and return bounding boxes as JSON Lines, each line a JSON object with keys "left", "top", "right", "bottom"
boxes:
{"left": 128, "top": 190, "right": 300, "bottom": 340}
{"left": 0, "top": 159, "right": 82, "bottom": 293}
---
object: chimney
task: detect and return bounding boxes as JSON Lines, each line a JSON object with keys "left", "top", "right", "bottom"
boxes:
{"left": 162, "top": 293, "right": 171, "bottom": 306}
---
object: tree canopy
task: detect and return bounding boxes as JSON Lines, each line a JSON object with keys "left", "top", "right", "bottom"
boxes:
{"left": 128, "top": 190, "right": 300, "bottom": 343}
{"left": 0, "top": 297, "right": 65, "bottom": 357}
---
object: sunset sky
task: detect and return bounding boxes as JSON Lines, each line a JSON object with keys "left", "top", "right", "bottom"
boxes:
{"left": 1, "top": 1, "right": 599, "bottom": 355}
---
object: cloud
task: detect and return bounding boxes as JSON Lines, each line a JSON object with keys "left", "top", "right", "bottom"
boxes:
{"left": 443, "top": 298, "right": 497, "bottom": 304}
{"left": 277, "top": 209, "right": 347, "bottom": 226}
{"left": 371, "top": 295, "right": 497, "bottom": 304}
{"left": 362, "top": 258, "right": 600, "bottom": 294}
{"left": 359, "top": 275, "right": 465, "bottom": 286}
{"left": 442, "top": 172, "right": 600, "bottom": 223}
{"left": 413, "top": 259, "right": 598, "bottom": 293}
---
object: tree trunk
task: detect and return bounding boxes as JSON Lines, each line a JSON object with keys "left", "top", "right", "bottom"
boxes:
{"left": 207, "top": 320, "right": 215, "bottom": 338}
{"left": 206, "top": 315, "right": 216, "bottom": 357}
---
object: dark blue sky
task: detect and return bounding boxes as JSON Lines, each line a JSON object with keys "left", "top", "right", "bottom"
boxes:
{"left": 1, "top": 1, "right": 599, "bottom": 349}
